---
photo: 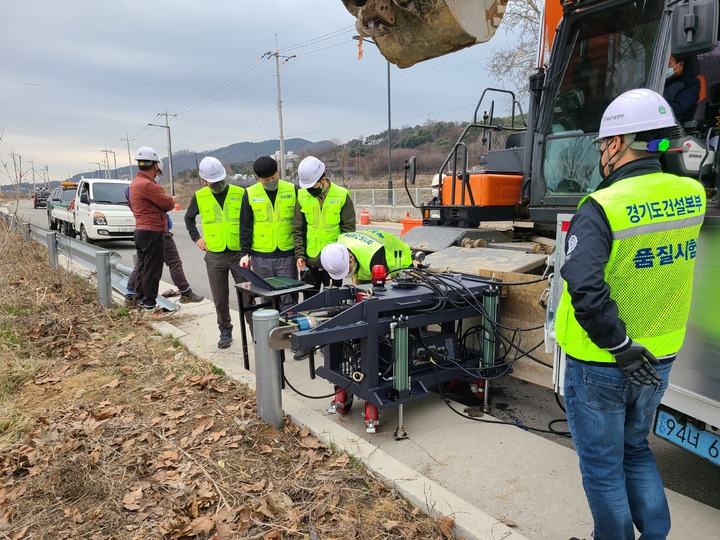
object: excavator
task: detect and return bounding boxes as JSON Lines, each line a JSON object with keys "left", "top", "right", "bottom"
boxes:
{"left": 340, "top": 0, "right": 720, "bottom": 465}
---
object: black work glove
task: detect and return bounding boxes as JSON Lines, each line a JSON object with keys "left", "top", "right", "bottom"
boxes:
{"left": 613, "top": 341, "right": 661, "bottom": 386}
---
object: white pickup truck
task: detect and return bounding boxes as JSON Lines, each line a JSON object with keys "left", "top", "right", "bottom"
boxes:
{"left": 50, "top": 178, "right": 135, "bottom": 243}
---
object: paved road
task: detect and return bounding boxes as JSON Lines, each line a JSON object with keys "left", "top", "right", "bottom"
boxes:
{"left": 13, "top": 199, "right": 720, "bottom": 510}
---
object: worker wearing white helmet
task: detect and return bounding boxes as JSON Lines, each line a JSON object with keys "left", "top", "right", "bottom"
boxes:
{"left": 291, "top": 155, "right": 356, "bottom": 359}
{"left": 293, "top": 155, "right": 356, "bottom": 291}
{"left": 428, "top": 173, "right": 441, "bottom": 206}
{"left": 555, "top": 88, "right": 706, "bottom": 540}
{"left": 184, "top": 156, "right": 251, "bottom": 349}
{"left": 320, "top": 230, "right": 412, "bottom": 284}
{"left": 128, "top": 146, "right": 178, "bottom": 321}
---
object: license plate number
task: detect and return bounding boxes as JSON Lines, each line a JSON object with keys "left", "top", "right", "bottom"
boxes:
{"left": 118, "top": 226, "right": 134, "bottom": 232}
{"left": 654, "top": 408, "right": 720, "bottom": 465}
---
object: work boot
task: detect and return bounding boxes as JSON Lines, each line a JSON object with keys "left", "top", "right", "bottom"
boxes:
{"left": 218, "top": 329, "right": 233, "bottom": 349}
{"left": 293, "top": 348, "right": 311, "bottom": 361}
{"left": 179, "top": 290, "right": 204, "bottom": 303}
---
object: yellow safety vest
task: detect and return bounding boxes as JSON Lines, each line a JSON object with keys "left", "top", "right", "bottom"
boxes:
{"left": 297, "top": 183, "right": 349, "bottom": 258}
{"left": 247, "top": 180, "right": 295, "bottom": 252}
{"left": 555, "top": 172, "right": 706, "bottom": 362}
{"left": 195, "top": 185, "right": 244, "bottom": 252}
{"left": 338, "top": 230, "right": 412, "bottom": 281}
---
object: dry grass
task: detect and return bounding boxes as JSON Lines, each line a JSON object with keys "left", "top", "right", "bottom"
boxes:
{"left": 0, "top": 221, "right": 459, "bottom": 539}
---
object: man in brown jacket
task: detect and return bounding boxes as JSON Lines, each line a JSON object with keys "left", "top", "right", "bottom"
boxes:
{"left": 128, "top": 146, "right": 177, "bottom": 320}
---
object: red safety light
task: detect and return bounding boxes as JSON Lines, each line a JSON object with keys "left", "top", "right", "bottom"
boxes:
{"left": 371, "top": 265, "right": 387, "bottom": 290}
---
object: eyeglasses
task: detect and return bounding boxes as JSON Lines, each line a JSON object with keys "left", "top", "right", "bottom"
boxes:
{"left": 593, "top": 139, "right": 606, "bottom": 152}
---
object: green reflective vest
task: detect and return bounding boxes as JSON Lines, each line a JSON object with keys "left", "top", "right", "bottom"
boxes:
{"left": 338, "top": 230, "right": 412, "bottom": 281}
{"left": 195, "top": 185, "right": 244, "bottom": 252}
{"left": 247, "top": 180, "right": 295, "bottom": 253}
{"left": 297, "top": 183, "right": 349, "bottom": 258}
{"left": 555, "top": 172, "right": 706, "bottom": 362}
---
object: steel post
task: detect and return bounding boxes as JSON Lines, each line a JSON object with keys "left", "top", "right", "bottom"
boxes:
{"left": 254, "top": 309, "right": 283, "bottom": 430}
{"left": 47, "top": 231, "right": 58, "bottom": 269}
{"left": 95, "top": 251, "right": 112, "bottom": 308}
{"left": 482, "top": 286, "right": 500, "bottom": 412}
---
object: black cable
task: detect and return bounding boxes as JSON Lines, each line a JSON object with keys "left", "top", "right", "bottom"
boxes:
{"left": 548, "top": 391, "right": 571, "bottom": 436}
{"left": 432, "top": 366, "right": 571, "bottom": 436}
{"left": 282, "top": 374, "right": 352, "bottom": 400}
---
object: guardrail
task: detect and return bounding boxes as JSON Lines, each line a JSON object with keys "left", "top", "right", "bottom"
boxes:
{"left": 0, "top": 211, "right": 175, "bottom": 310}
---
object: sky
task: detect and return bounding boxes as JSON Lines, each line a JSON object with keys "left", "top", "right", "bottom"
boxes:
{"left": 1, "top": 0, "right": 517, "bottom": 184}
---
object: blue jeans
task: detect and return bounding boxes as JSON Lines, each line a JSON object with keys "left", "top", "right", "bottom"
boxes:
{"left": 564, "top": 356, "right": 672, "bottom": 540}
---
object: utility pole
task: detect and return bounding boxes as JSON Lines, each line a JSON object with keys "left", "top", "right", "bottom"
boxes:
{"left": 29, "top": 159, "right": 36, "bottom": 191}
{"left": 149, "top": 109, "right": 176, "bottom": 195}
{"left": 353, "top": 36, "right": 393, "bottom": 204}
{"left": 89, "top": 162, "right": 101, "bottom": 178}
{"left": 45, "top": 165, "right": 49, "bottom": 188}
{"left": 122, "top": 132, "right": 135, "bottom": 180}
{"left": 262, "top": 41, "right": 297, "bottom": 179}
{"left": 101, "top": 148, "right": 116, "bottom": 179}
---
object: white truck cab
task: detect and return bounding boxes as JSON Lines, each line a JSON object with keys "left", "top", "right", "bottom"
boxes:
{"left": 72, "top": 178, "right": 135, "bottom": 243}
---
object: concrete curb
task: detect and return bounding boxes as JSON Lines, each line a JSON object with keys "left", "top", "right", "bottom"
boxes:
{"left": 138, "top": 292, "right": 527, "bottom": 540}
{"left": 283, "top": 392, "right": 529, "bottom": 540}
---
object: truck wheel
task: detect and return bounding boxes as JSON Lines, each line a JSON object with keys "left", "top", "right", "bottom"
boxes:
{"left": 48, "top": 215, "right": 57, "bottom": 230}
{"left": 79, "top": 225, "right": 94, "bottom": 244}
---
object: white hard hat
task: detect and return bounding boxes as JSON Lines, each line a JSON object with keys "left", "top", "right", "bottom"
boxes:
{"left": 135, "top": 146, "right": 160, "bottom": 163}
{"left": 298, "top": 156, "right": 325, "bottom": 188}
{"left": 596, "top": 88, "right": 676, "bottom": 140}
{"left": 431, "top": 174, "right": 440, "bottom": 187}
{"left": 199, "top": 156, "right": 227, "bottom": 183}
{"left": 320, "top": 243, "right": 350, "bottom": 281}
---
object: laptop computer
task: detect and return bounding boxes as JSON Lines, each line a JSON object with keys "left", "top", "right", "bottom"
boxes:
{"left": 233, "top": 264, "right": 306, "bottom": 291}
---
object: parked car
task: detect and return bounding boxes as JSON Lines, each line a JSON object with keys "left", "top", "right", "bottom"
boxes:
{"left": 47, "top": 186, "right": 77, "bottom": 234}
{"left": 33, "top": 188, "right": 50, "bottom": 209}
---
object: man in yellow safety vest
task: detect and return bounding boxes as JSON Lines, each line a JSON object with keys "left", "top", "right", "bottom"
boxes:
{"left": 555, "top": 89, "right": 706, "bottom": 540}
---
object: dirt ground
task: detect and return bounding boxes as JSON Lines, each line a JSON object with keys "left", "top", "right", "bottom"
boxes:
{"left": 0, "top": 223, "right": 458, "bottom": 539}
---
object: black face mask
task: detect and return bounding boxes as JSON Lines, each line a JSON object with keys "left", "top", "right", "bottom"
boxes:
{"left": 307, "top": 186, "right": 322, "bottom": 197}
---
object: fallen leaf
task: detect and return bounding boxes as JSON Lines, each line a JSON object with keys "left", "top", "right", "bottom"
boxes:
{"left": 8, "top": 526, "right": 29, "bottom": 539}
{"left": 435, "top": 514, "right": 455, "bottom": 538}
{"left": 209, "top": 429, "right": 227, "bottom": 441}
{"left": 103, "top": 379, "right": 122, "bottom": 389}
{"left": 383, "top": 520, "right": 401, "bottom": 531}
{"left": 191, "top": 418, "right": 214, "bottom": 438}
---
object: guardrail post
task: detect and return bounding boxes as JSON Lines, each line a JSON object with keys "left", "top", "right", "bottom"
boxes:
{"left": 254, "top": 309, "right": 283, "bottom": 429}
{"left": 96, "top": 251, "right": 112, "bottom": 308}
{"left": 47, "top": 231, "right": 59, "bottom": 269}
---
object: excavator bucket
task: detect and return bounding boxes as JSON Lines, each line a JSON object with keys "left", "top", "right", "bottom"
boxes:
{"left": 342, "top": 0, "right": 510, "bottom": 68}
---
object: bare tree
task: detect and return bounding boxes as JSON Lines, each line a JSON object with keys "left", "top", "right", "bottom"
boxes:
{"left": 487, "top": 0, "right": 543, "bottom": 101}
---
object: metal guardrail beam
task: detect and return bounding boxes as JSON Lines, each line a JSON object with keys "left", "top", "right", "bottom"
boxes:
{"left": 1, "top": 210, "right": 175, "bottom": 310}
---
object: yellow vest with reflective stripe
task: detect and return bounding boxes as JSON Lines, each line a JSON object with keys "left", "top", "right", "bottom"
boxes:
{"left": 338, "top": 230, "right": 412, "bottom": 281}
{"left": 247, "top": 180, "right": 295, "bottom": 252}
{"left": 196, "top": 185, "right": 244, "bottom": 252}
{"left": 555, "top": 172, "right": 705, "bottom": 362}
{"left": 297, "top": 183, "right": 349, "bottom": 258}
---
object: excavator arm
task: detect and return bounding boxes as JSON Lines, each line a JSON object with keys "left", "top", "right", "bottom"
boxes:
{"left": 342, "top": 0, "right": 510, "bottom": 68}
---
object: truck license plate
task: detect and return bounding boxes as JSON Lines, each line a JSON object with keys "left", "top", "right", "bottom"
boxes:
{"left": 654, "top": 408, "right": 720, "bottom": 465}
{"left": 118, "top": 227, "right": 134, "bottom": 232}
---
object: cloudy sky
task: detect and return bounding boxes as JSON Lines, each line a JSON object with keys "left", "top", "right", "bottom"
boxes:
{"left": 1, "top": 0, "right": 516, "bottom": 184}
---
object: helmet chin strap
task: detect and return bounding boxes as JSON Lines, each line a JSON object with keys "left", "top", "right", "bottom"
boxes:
{"left": 606, "top": 134, "right": 635, "bottom": 175}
